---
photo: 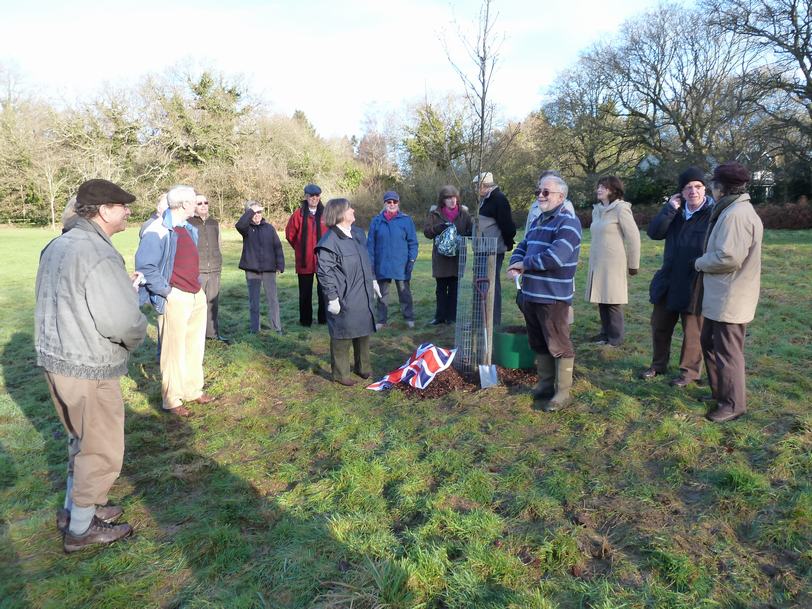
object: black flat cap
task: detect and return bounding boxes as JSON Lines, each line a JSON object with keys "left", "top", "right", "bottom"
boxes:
{"left": 76, "top": 179, "right": 136, "bottom": 206}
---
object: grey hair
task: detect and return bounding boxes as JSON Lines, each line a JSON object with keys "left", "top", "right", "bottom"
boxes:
{"left": 166, "top": 185, "right": 196, "bottom": 209}
{"left": 323, "top": 198, "right": 351, "bottom": 227}
{"left": 540, "top": 175, "right": 568, "bottom": 199}
{"left": 244, "top": 199, "right": 262, "bottom": 212}
{"left": 538, "top": 169, "right": 562, "bottom": 182}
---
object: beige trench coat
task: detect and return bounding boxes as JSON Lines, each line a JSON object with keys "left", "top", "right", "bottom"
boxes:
{"left": 694, "top": 194, "right": 762, "bottom": 324}
{"left": 585, "top": 200, "right": 641, "bottom": 304}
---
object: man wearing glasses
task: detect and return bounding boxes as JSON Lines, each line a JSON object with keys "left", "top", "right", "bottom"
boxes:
{"left": 508, "top": 175, "right": 582, "bottom": 412}
{"left": 189, "top": 194, "right": 229, "bottom": 343}
{"left": 35, "top": 179, "right": 147, "bottom": 551}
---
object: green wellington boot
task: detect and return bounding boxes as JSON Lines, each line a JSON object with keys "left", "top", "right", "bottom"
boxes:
{"left": 532, "top": 353, "right": 556, "bottom": 408}
{"left": 543, "top": 357, "right": 574, "bottom": 412}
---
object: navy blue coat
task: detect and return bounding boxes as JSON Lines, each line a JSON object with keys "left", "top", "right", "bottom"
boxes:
{"left": 316, "top": 226, "right": 377, "bottom": 339}
{"left": 367, "top": 212, "right": 419, "bottom": 280}
{"left": 235, "top": 210, "right": 285, "bottom": 273}
{"left": 647, "top": 198, "right": 713, "bottom": 312}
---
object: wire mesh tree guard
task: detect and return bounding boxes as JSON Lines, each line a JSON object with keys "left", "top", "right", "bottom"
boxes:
{"left": 453, "top": 235, "right": 498, "bottom": 375}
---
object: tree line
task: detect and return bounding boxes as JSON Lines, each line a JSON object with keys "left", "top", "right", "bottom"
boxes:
{"left": 1, "top": 0, "right": 809, "bottom": 228}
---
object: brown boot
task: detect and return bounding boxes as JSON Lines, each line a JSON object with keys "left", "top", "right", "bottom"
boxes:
{"left": 57, "top": 504, "right": 123, "bottom": 533}
{"left": 543, "top": 357, "right": 574, "bottom": 412}
{"left": 63, "top": 516, "right": 133, "bottom": 553}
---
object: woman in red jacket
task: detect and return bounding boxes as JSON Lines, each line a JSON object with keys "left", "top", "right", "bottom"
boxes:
{"left": 285, "top": 184, "right": 327, "bottom": 326}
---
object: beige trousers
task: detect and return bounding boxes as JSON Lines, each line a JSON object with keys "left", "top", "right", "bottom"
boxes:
{"left": 44, "top": 371, "right": 124, "bottom": 509}
{"left": 158, "top": 288, "right": 207, "bottom": 409}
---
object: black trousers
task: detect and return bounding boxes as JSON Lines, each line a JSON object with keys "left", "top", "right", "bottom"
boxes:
{"left": 649, "top": 299, "right": 704, "bottom": 379}
{"left": 434, "top": 277, "right": 459, "bottom": 322}
{"left": 297, "top": 273, "right": 326, "bottom": 326}
{"left": 701, "top": 319, "right": 747, "bottom": 415}
{"left": 598, "top": 303, "right": 625, "bottom": 346}
{"left": 523, "top": 300, "right": 575, "bottom": 358}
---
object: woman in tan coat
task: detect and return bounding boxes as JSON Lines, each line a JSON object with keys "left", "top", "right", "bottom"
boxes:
{"left": 584, "top": 176, "right": 641, "bottom": 346}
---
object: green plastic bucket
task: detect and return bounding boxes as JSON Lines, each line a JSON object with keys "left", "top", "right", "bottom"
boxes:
{"left": 493, "top": 330, "right": 535, "bottom": 369}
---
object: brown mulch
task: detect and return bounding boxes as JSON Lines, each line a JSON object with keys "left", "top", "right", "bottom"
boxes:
{"left": 390, "top": 364, "right": 535, "bottom": 399}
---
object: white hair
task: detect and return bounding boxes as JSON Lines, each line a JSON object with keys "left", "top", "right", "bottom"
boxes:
{"left": 541, "top": 175, "right": 568, "bottom": 199}
{"left": 166, "top": 185, "right": 196, "bottom": 209}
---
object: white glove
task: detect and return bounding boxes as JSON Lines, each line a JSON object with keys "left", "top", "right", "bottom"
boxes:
{"left": 328, "top": 299, "right": 341, "bottom": 315}
{"left": 372, "top": 280, "right": 382, "bottom": 300}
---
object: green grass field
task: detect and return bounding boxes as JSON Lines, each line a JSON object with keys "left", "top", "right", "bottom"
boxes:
{"left": 1, "top": 224, "right": 810, "bottom": 609}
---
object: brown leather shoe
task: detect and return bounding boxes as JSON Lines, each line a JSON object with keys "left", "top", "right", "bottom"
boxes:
{"left": 57, "top": 505, "right": 123, "bottom": 533}
{"left": 166, "top": 405, "right": 192, "bottom": 417}
{"left": 706, "top": 408, "right": 744, "bottom": 423}
{"left": 669, "top": 376, "right": 695, "bottom": 388}
{"left": 355, "top": 370, "right": 372, "bottom": 379}
{"left": 63, "top": 516, "right": 133, "bottom": 553}
{"left": 335, "top": 377, "right": 357, "bottom": 387}
{"left": 192, "top": 394, "right": 216, "bottom": 405}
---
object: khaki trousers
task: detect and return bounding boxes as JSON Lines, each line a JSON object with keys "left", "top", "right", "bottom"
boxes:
{"left": 330, "top": 336, "right": 371, "bottom": 382}
{"left": 158, "top": 288, "right": 207, "bottom": 409}
{"left": 44, "top": 371, "right": 124, "bottom": 509}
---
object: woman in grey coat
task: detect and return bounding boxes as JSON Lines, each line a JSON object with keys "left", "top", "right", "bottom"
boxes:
{"left": 316, "top": 198, "right": 379, "bottom": 386}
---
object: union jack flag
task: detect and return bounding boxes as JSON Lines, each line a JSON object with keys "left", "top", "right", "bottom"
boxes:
{"left": 366, "top": 343, "right": 457, "bottom": 391}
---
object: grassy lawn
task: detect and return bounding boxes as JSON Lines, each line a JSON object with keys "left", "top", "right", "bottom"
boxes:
{"left": 1, "top": 224, "right": 810, "bottom": 609}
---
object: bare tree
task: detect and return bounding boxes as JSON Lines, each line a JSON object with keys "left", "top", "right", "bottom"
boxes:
{"left": 704, "top": 0, "right": 812, "bottom": 155}
{"left": 443, "top": 0, "right": 505, "bottom": 208}
{"left": 594, "top": 4, "right": 761, "bottom": 165}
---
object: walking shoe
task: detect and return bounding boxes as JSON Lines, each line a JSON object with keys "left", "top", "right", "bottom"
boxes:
{"left": 57, "top": 505, "right": 124, "bottom": 533}
{"left": 428, "top": 319, "right": 444, "bottom": 326}
{"left": 63, "top": 516, "right": 133, "bottom": 553}
{"left": 638, "top": 367, "right": 661, "bottom": 380}
{"left": 192, "top": 394, "right": 216, "bottom": 405}
{"left": 669, "top": 376, "right": 694, "bottom": 388}
{"left": 590, "top": 334, "right": 608, "bottom": 345}
{"left": 375, "top": 323, "right": 386, "bottom": 331}
{"left": 335, "top": 377, "right": 357, "bottom": 387}
{"left": 406, "top": 320, "right": 415, "bottom": 328}
{"left": 354, "top": 370, "right": 372, "bottom": 379}
{"left": 706, "top": 408, "right": 744, "bottom": 423}
{"left": 165, "top": 405, "right": 192, "bottom": 417}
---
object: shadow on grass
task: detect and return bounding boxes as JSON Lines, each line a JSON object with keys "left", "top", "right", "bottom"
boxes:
{"left": 2, "top": 330, "right": 415, "bottom": 607}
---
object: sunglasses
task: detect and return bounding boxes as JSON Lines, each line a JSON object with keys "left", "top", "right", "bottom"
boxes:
{"left": 535, "top": 189, "right": 561, "bottom": 197}
{"left": 385, "top": 200, "right": 399, "bottom": 204}
{"left": 196, "top": 201, "right": 209, "bottom": 206}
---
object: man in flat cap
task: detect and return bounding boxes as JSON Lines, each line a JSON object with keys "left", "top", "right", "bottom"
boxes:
{"left": 136, "top": 184, "right": 215, "bottom": 417}
{"left": 285, "top": 183, "right": 327, "bottom": 326}
{"left": 694, "top": 161, "right": 763, "bottom": 422}
{"left": 35, "top": 178, "right": 147, "bottom": 552}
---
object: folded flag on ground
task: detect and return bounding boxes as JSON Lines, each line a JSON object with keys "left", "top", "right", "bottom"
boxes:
{"left": 367, "top": 343, "right": 457, "bottom": 391}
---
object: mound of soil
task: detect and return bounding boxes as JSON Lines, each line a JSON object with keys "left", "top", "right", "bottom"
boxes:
{"left": 391, "top": 365, "right": 535, "bottom": 399}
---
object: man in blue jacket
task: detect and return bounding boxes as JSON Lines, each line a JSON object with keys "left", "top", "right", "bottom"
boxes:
{"left": 367, "top": 191, "right": 418, "bottom": 329}
{"left": 508, "top": 175, "right": 582, "bottom": 411}
{"left": 136, "top": 185, "right": 215, "bottom": 417}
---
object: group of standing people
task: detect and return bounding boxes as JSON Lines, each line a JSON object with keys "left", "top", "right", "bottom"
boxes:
{"left": 33, "top": 159, "right": 763, "bottom": 554}
{"left": 510, "top": 162, "right": 762, "bottom": 425}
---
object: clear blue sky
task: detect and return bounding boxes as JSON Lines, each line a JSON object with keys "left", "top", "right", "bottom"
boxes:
{"left": 0, "top": 0, "right": 660, "bottom": 138}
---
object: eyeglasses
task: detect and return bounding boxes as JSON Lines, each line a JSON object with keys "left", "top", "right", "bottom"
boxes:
{"left": 252, "top": 210, "right": 263, "bottom": 215}
{"left": 385, "top": 200, "right": 399, "bottom": 204}
{"left": 196, "top": 201, "right": 209, "bottom": 206}
{"left": 535, "top": 189, "right": 561, "bottom": 197}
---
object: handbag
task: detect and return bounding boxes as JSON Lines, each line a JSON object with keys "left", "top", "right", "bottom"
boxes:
{"left": 434, "top": 223, "right": 459, "bottom": 257}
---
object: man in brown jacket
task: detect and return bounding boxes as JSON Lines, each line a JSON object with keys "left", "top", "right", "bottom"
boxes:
{"left": 694, "top": 162, "right": 763, "bottom": 422}
{"left": 189, "top": 193, "right": 229, "bottom": 343}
